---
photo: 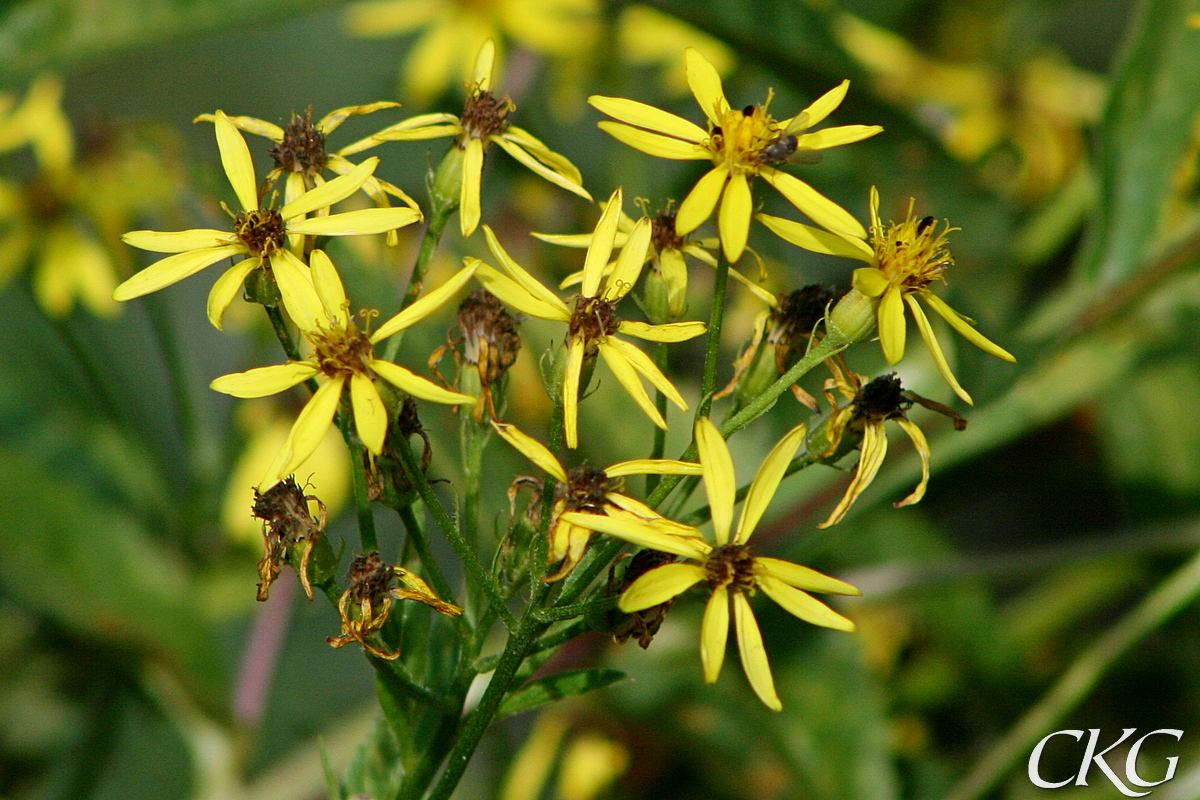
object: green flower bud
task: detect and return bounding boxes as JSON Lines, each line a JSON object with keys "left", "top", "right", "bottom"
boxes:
{"left": 825, "top": 287, "right": 879, "bottom": 347}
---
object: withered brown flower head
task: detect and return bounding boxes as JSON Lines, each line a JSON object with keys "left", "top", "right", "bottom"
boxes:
{"left": 430, "top": 289, "right": 522, "bottom": 421}
{"left": 607, "top": 549, "right": 678, "bottom": 649}
{"left": 251, "top": 476, "right": 327, "bottom": 601}
{"left": 269, "top": 108, "right": 328, "bottom": 177}
{"left": 460, "top": 85, "right": 513, "bottom": 144}
{"left": 327, "top": 551, "right": 461, "bottom": 660}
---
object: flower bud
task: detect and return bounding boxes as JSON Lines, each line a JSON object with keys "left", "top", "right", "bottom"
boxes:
{"left": 825, "top": 287, "right": 878, "bottom": 347}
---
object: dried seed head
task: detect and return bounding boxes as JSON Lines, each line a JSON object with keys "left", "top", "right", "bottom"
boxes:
{"left": 851, "top": 373, "right": 909, "bottom": 424}
{"left": 251, "top": 476, "right": 326, "bottom": 601}
{"left": 458, "top": 289, "right": 521, "bottom": 378}
{"left": 769, "top": 285, "right": 836, "bottom": 350}
{"left": 461, "top": 87, "right": 513, "bottom": 142}
{"left": 608, "top": 549, "right": 678, "bottom": 648}
{"left": 269, "top": 108, "right": 328, "bottom": 176}
{"left": 345, "top": 551, "right": 395, "bottom": 604}
{"left": 650, "top": 207, "right": 684, "bottom": 254}
{"left": 568, "top": 295, "right": 621, "bottom": 344}
{"left": 561, "top": 466, "right": 612, "bottom": 514}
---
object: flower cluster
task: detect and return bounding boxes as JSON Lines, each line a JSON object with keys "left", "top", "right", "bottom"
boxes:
{"left": 92, "top": 40, "right": 1016, "bottom": 715}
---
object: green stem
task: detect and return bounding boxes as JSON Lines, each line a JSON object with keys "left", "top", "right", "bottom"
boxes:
{"left": 535, "top": 596, "right": 614, "bottom": 622}
{"left": 263, "top": 304, "right": 320, "bottom": 394}
{"left": 393, "top": 428, "right": 518, "bottom": 630}
{"left": 696, "top": 251, "right": 730, "bottom": 420}
{"left": 942, "top": 548, "right": 1200, "bottom": 800}
{"left": 396, "top": 502, "right": 457, "bottom": 608}
{"left": 345, "top": 434, "right": 379, "bottom": 555}
{"left": 425, "top": 592, "right": 551, "bottom": 800}
{"left": 647, "top": 342, "right": 669, "bottom": 496}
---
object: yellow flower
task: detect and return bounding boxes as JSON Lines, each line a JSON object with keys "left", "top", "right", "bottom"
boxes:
{"left": 0, "top": 76, "right": 122, "bottom": 318}
{"left": 327, "top": 551, "right": 462, "bottom": 660}
{"left": 617, "top": 6, "right": 734, "bottom": 98}
{"left": 195, "top": 104, "right": 420, "bottom": 243}
{"left": 344, "top": 0, "right": 599, "bottom": 106}
{"left": 561, "top": 418, "right": 859, "bottom": 710}
{"left": 590, "top": 47, "right": 881, "bottom": 262}
{"left": 536, "top": 198, "right": 775, "bottom": 319}
{"left": 371, "top": 39, "right": 591, "bottom": 236}
{"left": 115, "top": 110, "right": 422, "bottom": 329}
{"left": 469, "top": 187, "right": 707, "bottom": 448}
{"left": 492, "top": 420, "right": 701, "bottom": 581}
{"left": 210, "top": 250, "right": 475, "bottom": 488}
{"left": 812, "top": 365, "right": 965, "bottom": 528}
{"left": 836, "top": 187, "right": 1016, "bottom": 404}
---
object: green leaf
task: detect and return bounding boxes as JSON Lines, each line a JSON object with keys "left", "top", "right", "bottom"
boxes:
{"left": 0, "top": 449, "right": 226, "bottom": 710}
{"left": 1077, "top": 0, "right": 1200, "bottom": 287}
{"left": 497, "top": 668, "right": 626, "bottom": 719}
{"left": 0, "top": 0, "right": 331, "bottom": 80}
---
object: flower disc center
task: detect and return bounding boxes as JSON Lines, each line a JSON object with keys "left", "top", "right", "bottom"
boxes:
{"left": 705, "top": 543, "right": 757, "bottom": 591}
{"left": 235, "top": 208, "right": 286, "bottom": 256}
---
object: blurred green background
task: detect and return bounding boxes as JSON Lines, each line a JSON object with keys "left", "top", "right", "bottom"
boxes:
{"left": 7, "top": 0, "right": 1200, "bottom": 798}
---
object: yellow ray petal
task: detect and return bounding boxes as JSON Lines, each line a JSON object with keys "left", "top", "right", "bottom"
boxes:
{"left": 493, "top": 135, "right": 592, "bottom": 201}
{"left": 491, "top": 420, "right": 567, "bottom": 482}
{"left": 602, "top": 336, "right": 688, "bottom": 411}
{"left": 695, "top": 417, "right": 735, "bottom": 546}
{"left": 819, "top": 421, "right": 889, "bottom": 528}
{"left": 207, "top": 257, "right": 260, "bottom": 330}
{"left": 318, "top": 101, "right": 401, "bottom": 135}
{"left": 461, "top": 137, "right": 485, "bottom": 237}
{"left": 280, "top": 157, "right": 379, "bottom": 220}
{"left": 617, "top": 319, "right": 707, "bottom": 342}
{"left": 581, "top": 188, "right": 624, "bottom": 298}
{"left": 793, "top": 124, "right": 883, "bottom": 151}
{"left": 121, "top": 229, "right": 233, "bottom": 253}
{"left": 597, "top": 122, "right": 709, "bottom": 160}
{"left": 675, "top": 165, "right": 728, "bottom": 235}
{"left": 756, "top": 557, "right": 859, "bottom": 595}
{"left": 309, "top": 249, "right": 348, "bottom": 321}
{"left": 921, "top": 291, "right": 1016, "bottom": 362}
{"left": 196, "top": 112, "right": 284, "bottom": 141}
{"left": 605, "top": 216, "right": 651, "bottom": 300}
{"left": 473, "top": 38, "right": 496, "bottom": 90}
{"left": 371, "top": 360, "right": 475, "bottom": 404}
{"left": 472, "top": 261, "right": 571, "bottom": 322}
{"left": 351, "top": 373, "right": 388, "bottom": 454}
{"left": 372, "top": 262, "right": 477, "bottom": 342}
{"left": 214, "top": 110, "right": 259, "bottom": 212}
{"left": 210, "top": 361, "right": 320, "bottom": 398}
{"left": 717, "top": 171, "right": 752, "bottom": 262}
{"left": 852, "top": 266, "right": 889, "bottom": 298}
{"left": 558, "top": 511, "right": 710, "bottom": 559}
{"left": 588, "top": 95, "right": 707, "bottom": 143}
{"left": 618, "top": 562, "right": 706, "bottom": 613}
{"left": 878, "top": 284, "right": 906, "bottom": 364}
{"left": 262, "top": 375, "right": 345, "bottom": 487}
{"left": 907, "top": 294, "right": 972, "bottom": 404}
{"left": 759, "top": 168, "right": 865, "bottom": 239}
{"left": 758, "top": 575, "right": 856, "bottom": 632}
{"left": 733, "top": 592, "right": 781, "bottom": 710}
{"left": 563, "top": 337, "right": 585, "bottom": 449}
{"left": 482, "top": 226, "right": 572, "bottom": 318}
{"left": 494, "top": 126, "right": 585, "bottom": 187}
{"left": 735, "top": 422, "right": 806, "bottom": 543}
{"left": 604, "top": 459, "right": 702, "bottom": 477}
{"left": 286, "top": 207, "right": 422, "bottom": 237}
{"left": 598, "top": 341, "right": 667, "bottom": 430}
{"left": 893, "top": 418, "right": 930, "bottom": 508}
{"left": 270, "top": 249, "right": 325, "bottom": 334}
{"left": 786, "top": 80, "right": 849, "bottom": 134}
{"left": 755, "top": 213, "right": 874, "bottom": 262}
{"left": 684, "top": 46, "right": 727, "bottom": 127}
{"left": 112, "top": 244, "right": 243, "bottom": 301}
{"left": 700, "top": 586, "right": 730, "bottom": 683}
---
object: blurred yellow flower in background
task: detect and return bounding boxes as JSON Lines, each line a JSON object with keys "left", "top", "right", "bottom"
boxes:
{"left": 345, "top": 0, "right": 599, "bottom": 105}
